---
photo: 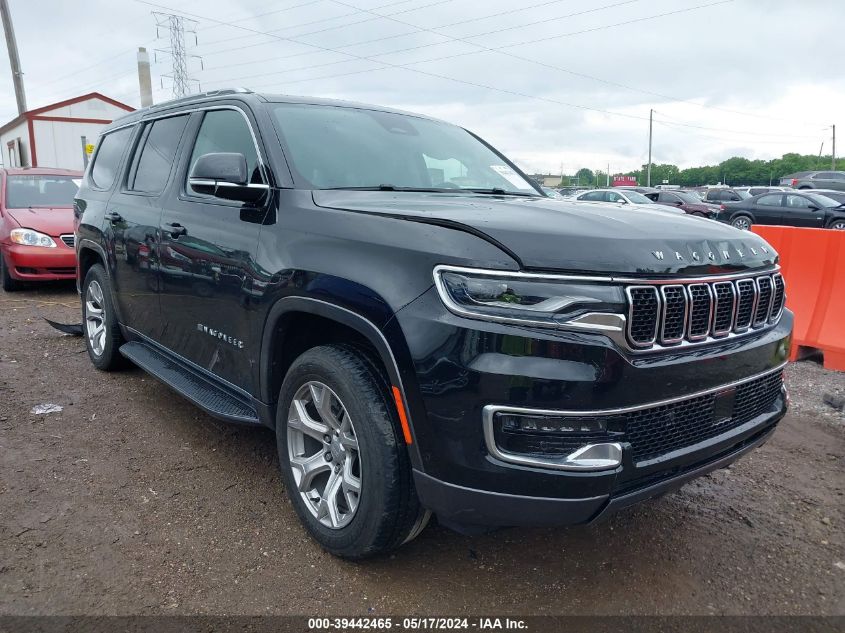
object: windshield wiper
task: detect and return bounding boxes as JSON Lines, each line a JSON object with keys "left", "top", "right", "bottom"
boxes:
{"left": 467, "top": 188, "right": 539, "bottom": 197}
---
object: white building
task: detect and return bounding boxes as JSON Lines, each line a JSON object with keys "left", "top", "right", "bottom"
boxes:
{"left": 0, "top": 92, "right": 133, "bottom": 171}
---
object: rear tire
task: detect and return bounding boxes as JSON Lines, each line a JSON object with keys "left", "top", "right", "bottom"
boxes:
{"left": 731, "top": 215, "right": 752, "bottom": 230}
{"left": 276, "top": 344, "right": 427, "bottom": 558}
{"left": 1, "top": 252, "right": 21, "bottom": 292}
{"left": 81, "top": 264, "right": 126, "bottom": 371}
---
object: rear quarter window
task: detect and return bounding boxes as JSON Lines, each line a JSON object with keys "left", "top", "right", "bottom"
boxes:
{"left": 90, "top": 127, "right": 134, "bottom": 190}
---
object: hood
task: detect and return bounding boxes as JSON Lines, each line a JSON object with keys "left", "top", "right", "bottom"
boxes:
{"left": 4, "top": 207, "right": 75, "bottom": 237}
{"left": 313, "top": 191, "right": 778, "bottom": 276}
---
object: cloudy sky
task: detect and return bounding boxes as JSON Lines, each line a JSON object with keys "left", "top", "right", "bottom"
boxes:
{"left": 1, "top": 0, "right": 842, "bottom": 174}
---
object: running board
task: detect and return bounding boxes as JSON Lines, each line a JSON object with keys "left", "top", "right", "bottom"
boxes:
{"left": 119, "top": 341, "right": 260, "bottom": 425}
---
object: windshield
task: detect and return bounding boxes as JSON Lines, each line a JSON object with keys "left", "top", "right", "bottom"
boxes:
{"left": 809, "top": 194, "right": 842, "bottom": 207}
{"left": 270, "top": 104, "right": 539, "bottom": 195}
{"left": 625, "top": 191, "right": 654, "bottom": 204}
{"left": 737, "top": 190, "right": 752, "bottom": 199}
{"left": 5, "top": 175, "right": 79, "bottom": 208}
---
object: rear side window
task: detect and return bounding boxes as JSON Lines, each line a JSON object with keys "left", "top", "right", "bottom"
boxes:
{"left": 757, "top": 194, "right": 782, "bottom": 206}
{"left": 90, "top": 127, "right": 133, "bottom": 190}
{"left": 129, "top": 115, "right": 190, "bottom": 194}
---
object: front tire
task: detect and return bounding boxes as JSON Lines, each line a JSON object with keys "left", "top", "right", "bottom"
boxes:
{"left": 276, "top": 345, "right": 426, "bottom": 558}
{"left": 731, "top": 215, "right": 752, "bottom": 230}
{"left": 1, "top": 252, "right": 21, "bottom": 292}
{"left": 829, "top": 219, "right": 845, "bottom": 230}
{"left": 81, "top": 264, "right": 126, "bottom": 371}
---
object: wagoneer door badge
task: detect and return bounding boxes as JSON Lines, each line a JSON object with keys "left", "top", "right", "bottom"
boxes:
{"left": 197, "top": 323, "right": 244, "bottom": 349}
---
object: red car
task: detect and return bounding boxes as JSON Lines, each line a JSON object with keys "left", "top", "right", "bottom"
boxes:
{"left": 1, "top": 167, "right": 81, "bottom": 291}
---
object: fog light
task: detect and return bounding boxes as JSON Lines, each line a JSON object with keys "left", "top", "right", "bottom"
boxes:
{"left": 484, "top": 406, "right": 624, "bottom": 471}
{"left": 498, "top": 412, "right": 607, "bottom": 434}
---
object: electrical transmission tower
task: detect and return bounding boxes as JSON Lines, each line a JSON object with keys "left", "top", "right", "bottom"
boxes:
{"left": 153, "top": 12, "right": 202, "bottom": 98}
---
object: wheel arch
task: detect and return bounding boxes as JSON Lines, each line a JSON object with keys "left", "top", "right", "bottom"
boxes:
{"left": 76, "top": 239, "right": 108, "bottom": 291}
{"left": 259, "top": 296, "right": 422, "bottom": 463}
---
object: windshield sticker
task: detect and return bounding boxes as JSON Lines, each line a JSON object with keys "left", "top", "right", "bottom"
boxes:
{"left": 490, "top": 165, "right": 531, "bottom": 190}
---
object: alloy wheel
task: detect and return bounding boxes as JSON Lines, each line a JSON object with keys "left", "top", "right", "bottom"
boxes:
{"left": 85, "top": 280, "right": 107, "bottom": 356}
{"left": 831, "top": 221, "right": 845, "bottom": 230}
{"left": 732, "top": 217, "right": 751, "bottom": 230}
{"left": 287, "top": 381, "right": 362, "bottom": 529}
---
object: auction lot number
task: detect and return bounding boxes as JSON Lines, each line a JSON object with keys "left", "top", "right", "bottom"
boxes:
{"left": 308, "top": 618, "right": 527, "bottom": 631}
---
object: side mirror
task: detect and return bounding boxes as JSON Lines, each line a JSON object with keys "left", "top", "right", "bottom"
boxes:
{"left": 808, "top": 205, "right": 820, "bottom": 211}
{"left": 188, "top": 152, "right": 268, "bottom": 203}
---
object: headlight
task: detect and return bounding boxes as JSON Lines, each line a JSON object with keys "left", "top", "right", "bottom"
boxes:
{"left": 433, "top": 266, "right": 625, "bottom": 327}
{"left": 10, "top": 228, "right": 57, "bottom": 248}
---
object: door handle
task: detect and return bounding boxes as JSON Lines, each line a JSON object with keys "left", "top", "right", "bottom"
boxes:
{"left": 105, "top": 211, "right": 123, "bottom": 223}
{"left": 165, "top": 222, "right": 187, "bottom": 237}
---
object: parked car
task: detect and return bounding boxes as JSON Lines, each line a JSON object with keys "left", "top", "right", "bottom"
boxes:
{"left": 780, "top": 170, "right": 845, "bottom": 191}
{"left": 616, "top": 186, "right": 659, "bottom": 195}
{"left": 541, "top": 186, "right": 564, "bottom": 199}
{"left": 703, "top": 188, "right": 753, "bottom": 204}
{"left": 735, "top": 186, "right": 791, "bottom": 197}
{"left": 74, "top": 90, "right": 791, "bottom": 558}
{"left": 555, "top": 186, "right": 585, "bottom": 197}
{"left": 575, "top": 188, "right": 684, "bottom": 215}
{"left": 716, "top": 191, "right": 845, "bottom": 230}
{"left": 644, "top": 190, "right": 720, "bottom": 217}
{"left": 1, "top": 167, "right": 82, "bottom": 291}
{"left": 809, "top": 189, "right": 845, "bottom": 205}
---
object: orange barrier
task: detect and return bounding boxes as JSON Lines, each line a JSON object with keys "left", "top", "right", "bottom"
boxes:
{"left": 751, "top": 225, "right": 845, "bottom": 371}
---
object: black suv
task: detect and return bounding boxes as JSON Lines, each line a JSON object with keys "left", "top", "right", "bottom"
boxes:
{"left": 74, "top": 90, "right": 792, "bottom": 558}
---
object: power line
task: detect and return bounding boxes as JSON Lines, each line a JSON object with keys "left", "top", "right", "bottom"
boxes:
{"left": 191, "top": 0, "right": 823, "bottom": 131}
{"left": 135, "top": 0, "right": 820, "bottom": 141}
{"left": 196, "top": 0, "right": 451, "bottom": 59}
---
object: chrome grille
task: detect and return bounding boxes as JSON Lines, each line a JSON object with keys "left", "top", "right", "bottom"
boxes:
{"left": 60, "top": 234, "right": 75, "bottom": 248}
{"left": 626, "top": 272, "right": 784, "bottom": 350}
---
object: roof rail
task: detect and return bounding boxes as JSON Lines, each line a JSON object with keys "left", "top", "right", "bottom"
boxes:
{"left": 137, "top": 88, "right": 254, "bottom": 114}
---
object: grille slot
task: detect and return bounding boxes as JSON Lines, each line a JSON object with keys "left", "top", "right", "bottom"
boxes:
{"left": 659, "top": 285, "right": 687, "bottom": 344}
{"left": 60, "top": 234, "right": 75, "bottom": 248}
{"left": 623, "top": 272, "right": 783, "bottom": 350}
{"left": 711, "top": 281, "right": 735, "bottom": 336}
{"left": 687, "top": 284, "right": 713, "bottom": 340}
{"left": 754, "top": 276, "right": 773, "bottom": 326}
{"left": 770, "top": 274, "right": 785, "bottom": 322}
{"left": 626, "top": 287, "right": 660, "bottom": 347}
{"left": 734, "top": 279, "right": 756, "bottom": 332}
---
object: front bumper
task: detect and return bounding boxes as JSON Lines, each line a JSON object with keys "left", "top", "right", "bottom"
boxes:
{"left": 3, "top": 242, "right": 77, "bottom": 280}
{"left": 394, "top": 286, "right": 792, "bottom": 526}
{"left": 414, "top": 411, "right": 780, "bottom": 529}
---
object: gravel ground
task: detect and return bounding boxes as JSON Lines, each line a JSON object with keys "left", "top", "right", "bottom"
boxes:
{"left": 1, "top": 283, "right": 843, "bottom": 616}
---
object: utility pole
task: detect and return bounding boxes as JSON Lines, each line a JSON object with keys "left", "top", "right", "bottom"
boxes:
{"left": 606, "top": 163, "right": 610, "bottom": 187}
{"left": 647, "top": 108, "right": 653, "bottom": 187}
{"left": 832, "top": 125, "right": 836, "bottom": 170}
{"left": 0, "top": 0, "right": 27, "bottom": 115}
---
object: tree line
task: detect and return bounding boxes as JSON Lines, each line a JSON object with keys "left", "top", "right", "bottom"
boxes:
{"left": 561, "top": 153, "right": 837, "bottom": 188}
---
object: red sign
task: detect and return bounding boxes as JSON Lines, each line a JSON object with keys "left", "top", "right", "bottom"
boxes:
{"left": 612, "top": 175, "right": 637, "bottom": 187}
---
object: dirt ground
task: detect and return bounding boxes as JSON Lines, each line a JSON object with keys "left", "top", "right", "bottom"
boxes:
{"left": 1, "top": 282, "right": 843, "bottom": 616}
